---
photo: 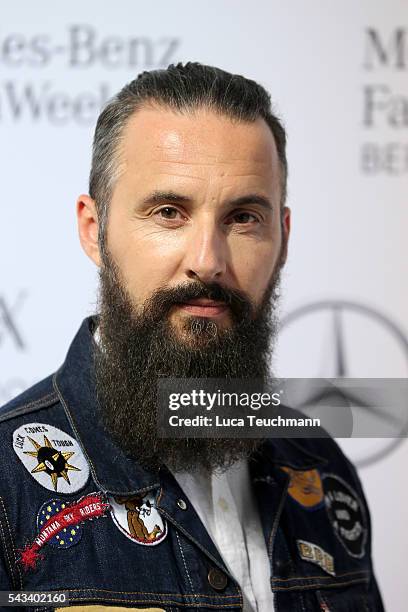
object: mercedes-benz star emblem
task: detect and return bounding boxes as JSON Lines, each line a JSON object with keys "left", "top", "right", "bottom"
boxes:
{"left": 277, "top": 300, "right": 408, "bottom": 467}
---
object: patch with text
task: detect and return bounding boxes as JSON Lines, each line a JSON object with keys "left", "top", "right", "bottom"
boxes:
{"left": 18, "top": 492, "right": 109, "bottom": 570}
{"left": 323, "top": 473, "right": 367, "bottom": 558}
{"left": 13, "top": 422, "right": 89, "bottom": 493}
{"left": 297, "top": 539, "right": 335, "bottom": 576}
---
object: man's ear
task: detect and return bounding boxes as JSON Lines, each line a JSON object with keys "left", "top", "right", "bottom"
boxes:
{"left": 279, "top": 206, "right": 291, "bottom": 266}
{"left": 76, "top": 194, "right": 102, "bottom": 267}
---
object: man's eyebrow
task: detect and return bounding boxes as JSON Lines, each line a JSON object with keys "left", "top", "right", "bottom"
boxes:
{"left": 140, "top": 191, "right": 273, "bottom": 211}
{"left": 228, "top": 194, "right": 274, "bottom": 211}
{"left": 141, "top": 191, "right": 191, "bottom": 206}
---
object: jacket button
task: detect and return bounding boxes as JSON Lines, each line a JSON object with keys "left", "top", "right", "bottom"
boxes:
{"left": 208, "top": 568, "right": 228, "bottom": 591}
{"left": 177, "top": 498, "right": 187, "bottom": 510}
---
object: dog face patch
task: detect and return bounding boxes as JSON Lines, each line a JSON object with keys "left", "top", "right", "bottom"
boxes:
{"left": 323, "top": 474, "right": 367, "bottom": 558}
{"left": 281, "top": 466, "right": 324, "bottom": 509}
{"left": 109, "top": 492, "right": 167, "bottom": 546}
{"left": 19, "top": 492, "right": 109, "bottom": 571}
{"left": 13, "top": 423, "right": 89, "bottom": 493}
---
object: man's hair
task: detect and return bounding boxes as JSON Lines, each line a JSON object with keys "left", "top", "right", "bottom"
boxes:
{"left": 89, "top": 62, "right": 288, "bottom": 253}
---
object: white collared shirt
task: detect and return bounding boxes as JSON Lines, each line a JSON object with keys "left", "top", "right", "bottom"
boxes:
{"left": 93, "top": 326, "right": 274, "bottom": 610}
{"left": 174, "top": 460, "right": 275, "bottom": 612}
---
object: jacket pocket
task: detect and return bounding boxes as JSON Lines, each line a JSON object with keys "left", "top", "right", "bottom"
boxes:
{"left": 315, "top": 584, "right": 370, "bottom": 611}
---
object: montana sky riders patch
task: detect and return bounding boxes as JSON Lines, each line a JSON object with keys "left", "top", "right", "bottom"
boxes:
{"left": 19, "top": 492, "right": 109, "bottom": 571}
{"left": 37, "top": 499, "right": 83, "bottom": 549}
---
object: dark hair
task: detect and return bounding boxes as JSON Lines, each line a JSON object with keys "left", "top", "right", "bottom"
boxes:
{"left": 89, "top": 62, "right": 287, "bottom": 252}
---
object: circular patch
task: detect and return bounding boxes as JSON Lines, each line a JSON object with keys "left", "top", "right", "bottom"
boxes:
{"left": 13, "top": 423, "right": 90, "bottom": 494}
{"left": 109, "top": 492, "right": 167, "bottom": 546}
{"left": 37, "top": 499, "right": 82, "bottom": 548}
{"left": 322, "top": 474, "right": 367, "bottom": 558}
{"left": 281, "top": 467, "right": 324, "bottom": 509}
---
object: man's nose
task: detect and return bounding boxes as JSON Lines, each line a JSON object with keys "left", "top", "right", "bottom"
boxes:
{"left": 183, "top": 220, "right": 228, "bottom": 283}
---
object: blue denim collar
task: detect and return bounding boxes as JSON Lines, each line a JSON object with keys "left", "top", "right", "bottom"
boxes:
{"left": 53, "top": 316, "right": 326, "bottom": 496}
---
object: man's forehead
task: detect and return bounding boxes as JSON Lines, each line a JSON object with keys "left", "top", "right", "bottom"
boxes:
{"left": 119, "top": 105, "right": 280, "bottom": 170}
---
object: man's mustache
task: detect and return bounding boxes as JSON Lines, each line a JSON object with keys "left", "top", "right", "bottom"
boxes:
{"left": 140, "top": 280, "right": 254, "bottom": 323}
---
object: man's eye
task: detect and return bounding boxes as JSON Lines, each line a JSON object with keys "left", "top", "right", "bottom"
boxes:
{"left": 231, "top": 212, "right": 259, "bottom": 224}
{"left": 157, "top": 206, "right": 181, "bottom": 220}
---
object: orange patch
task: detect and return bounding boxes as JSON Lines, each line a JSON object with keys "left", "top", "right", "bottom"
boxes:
{"left": 281, "top": 467, "right": 324, "bottom": 508}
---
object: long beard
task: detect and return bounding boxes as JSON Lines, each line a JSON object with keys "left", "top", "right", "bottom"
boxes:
{"left": 94, "top": 253, "right": 282, "bottom": 474}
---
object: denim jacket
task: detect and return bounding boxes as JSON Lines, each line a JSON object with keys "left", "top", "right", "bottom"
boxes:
{"left": 0, "top": 317, "right": 384, "bottom": 611}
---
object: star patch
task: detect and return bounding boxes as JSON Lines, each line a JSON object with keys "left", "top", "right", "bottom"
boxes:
{"left": 37, "top": 499, "right": 82, "bottom": 549}
{"left": 297, "top": 539, "right": 335, "bottom": 576}
{"left": 281, "top": 466, "right": 324, "bottom": 510}
{"left": 13, "top": 423, "right": 89, "bottom": 493}
{"left": 19, "top": 492, "right": 109, "bottom": 571}
{"left": 109, "top": 492, "right": 167, "bottom": 546}
{"left": 323, "top": 473, "right": 367, "bottom": 558}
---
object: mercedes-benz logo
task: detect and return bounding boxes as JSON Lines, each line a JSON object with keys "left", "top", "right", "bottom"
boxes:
{"left": 277, "top": 300, "right": 408, "bottom": 467}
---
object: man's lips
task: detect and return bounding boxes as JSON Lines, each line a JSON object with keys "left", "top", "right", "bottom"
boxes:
{"left": 176, "top": 298, "right": 228, "bottom": 317}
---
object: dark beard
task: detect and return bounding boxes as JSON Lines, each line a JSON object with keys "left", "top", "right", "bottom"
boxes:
{"left": 94, "top": 253, "right": 282, "bottom": 474}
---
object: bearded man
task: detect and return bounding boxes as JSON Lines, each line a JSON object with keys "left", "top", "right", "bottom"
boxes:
{"left": 0, "top": 63, "right": 384, "bottom": 611}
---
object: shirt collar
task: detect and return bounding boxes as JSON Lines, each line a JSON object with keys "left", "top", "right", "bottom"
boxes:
{"left": 53, "top": 316, "right": 327, "bottom": 496}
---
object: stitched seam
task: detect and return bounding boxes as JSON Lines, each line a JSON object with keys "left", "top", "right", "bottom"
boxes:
{"left": 0, "top": 497, "right": 22, "bottom": 590}
{"left": 156, "top": 485, "right": 164, "bottom": 506}
{"left": 0, "top": 392, "right": 58, "bottom": 421}
{"left": 39, "top": 587, "right": 238, "bottom": 599}
{"left": 0, "top": 498, "right": 22, "bottom": 589}
{"left": 176, "top": 530, "right": 195, "bottom": 596}
{"left": 57, "top": 598, "right": 240, "bottom": 608}
{"left": 1, "top": 498, "right": 23, "bottom": 589}
{"left": 158, "top": 508, "right": 232, "bottom": 581}
{"left": 110, "top": 484, "right": 161, "bottom": 496}
{"left": 268, "top": 470, "right": 290, "bottom": 567}
{"left": 272, "top": 577, "right": 369, "bottom": 591}
{"left": 0, "top": 501, "right": 14, "bottom": 587}
{"left": 271, "top": 570, "right": 370, "bottom": 582}
{"left": 53, "top": 372, "right": 101, "bottom": 488}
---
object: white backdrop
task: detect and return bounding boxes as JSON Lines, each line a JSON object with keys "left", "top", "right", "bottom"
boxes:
{"left": 1, "top": 2, "right": 407, "bottom": 609}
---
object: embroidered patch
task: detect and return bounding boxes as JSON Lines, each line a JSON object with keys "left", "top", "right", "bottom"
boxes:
{"left": 13, "top": 423, "right": 89, "bottom": 493}
{"left": 19, "top": 492, "right": 109, "bottom": 571}
{"left": 37, "top": 499, "right": 83, "bottom": 549}
{"left": 297, "top": 539, "right": 335, "bottom": 576}
{"left": 281, "top": 466, "right": 324, "bottom": 509}
{"left": 322, "top": 473, "right": 367, "bottom": 558}
{"left": 109, "top": 492, "right": 167, "bottom": 546}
